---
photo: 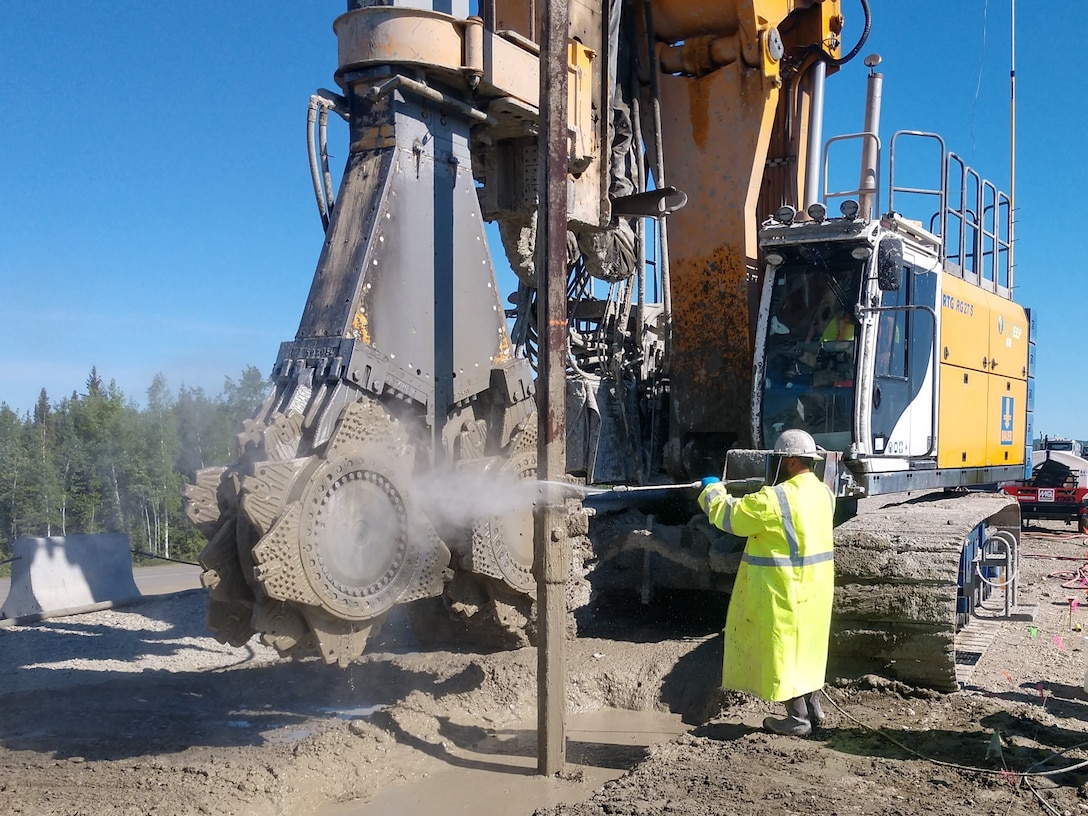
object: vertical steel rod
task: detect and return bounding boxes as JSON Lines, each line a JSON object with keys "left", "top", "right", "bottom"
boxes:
{"left": 804, "top": 59, "right": 827, "bottom": 209}
{"left": 642, "top": 0, "right": 672, "bottom": 371}
{"left": 1009, "top": 0, "right": 1016, "bottom": 289}
{"left": 858, "top": 66, "right": 883, "bottom": 220}
{"left": 535, "top": 0, "right": 570, "bottom": 777}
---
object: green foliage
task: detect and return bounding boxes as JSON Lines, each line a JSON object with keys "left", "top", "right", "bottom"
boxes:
{"left": 0, "top": 367, "right": 271, "bottom": 563}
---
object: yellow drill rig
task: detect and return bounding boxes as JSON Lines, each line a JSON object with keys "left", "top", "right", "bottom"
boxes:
{"left": 185, "top": 0, "right": 1028, "bottom": 690}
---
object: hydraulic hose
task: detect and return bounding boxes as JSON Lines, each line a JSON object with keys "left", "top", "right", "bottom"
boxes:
{"left": 829, "top": 0, "right": 871, "bottom": 66}
{"left": 307, "top": 89, "right": 348, "bottom": 232}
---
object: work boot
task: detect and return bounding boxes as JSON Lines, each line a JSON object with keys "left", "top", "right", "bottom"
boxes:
{"left": 763, "top": 696, "right": 811, "bottom": 737}
{"left": 806, "top": 689, "right": 826, "bottom": 727}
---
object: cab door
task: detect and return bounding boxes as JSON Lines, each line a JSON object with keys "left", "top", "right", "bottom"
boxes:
{"left": 868, "top": 259, "right": 937, "bottom": 458}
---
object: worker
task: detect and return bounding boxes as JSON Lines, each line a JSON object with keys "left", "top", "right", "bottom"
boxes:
{"left": 820, "top": 311, "right": 855, "bottom": 343}
{"left": 698, "top": 429, "right": 836, "bottom": 736}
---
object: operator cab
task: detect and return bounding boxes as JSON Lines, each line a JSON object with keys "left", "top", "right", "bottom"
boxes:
{"left": 752, "top": 131, "right": 1027, "bottom": 499}
{"left": 756, "top": 212, "right": 916, "bottom": 470}
{"left": 757, "top": 234, "right": 867, "bottom": 454}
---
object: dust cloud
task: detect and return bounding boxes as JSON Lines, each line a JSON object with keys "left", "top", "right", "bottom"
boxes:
{"left": 410, "top": 468, "right": 600, "bottom": 533}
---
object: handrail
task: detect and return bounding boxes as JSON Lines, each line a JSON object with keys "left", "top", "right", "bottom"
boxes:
{"left": 887, "top": 132, "right": 1011, "bottom": 299}
{"left": 821, "top": 132, "right": 881, "bottom": 209}
{"left": 889, "top": 131, "right": 947, "bottom": 263}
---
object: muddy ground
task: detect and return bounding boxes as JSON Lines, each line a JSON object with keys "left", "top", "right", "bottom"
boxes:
{"left": 3, "top": 520, "right": 1088, "bottom": 816}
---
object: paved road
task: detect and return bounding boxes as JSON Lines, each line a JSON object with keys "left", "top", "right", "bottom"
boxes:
{"left": 129, "top": 562, "right": 203, "bottom": 595}
{"left": 0, "top": 562, "right": 202, "bottom": 607}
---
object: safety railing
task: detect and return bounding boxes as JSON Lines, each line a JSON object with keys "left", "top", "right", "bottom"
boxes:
{"left": 889, "top": 131, "right": 1013, "bottom": 299}
{"left": 820, "top": 129, "right": 1014, "bottom": 299}
{"left": 821, "top": 132, "right": 881, "bottom": 216}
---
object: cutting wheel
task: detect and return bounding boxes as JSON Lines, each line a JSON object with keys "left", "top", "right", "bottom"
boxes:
{"left": 187, "top": 397, "right": 452, "bottom": 664}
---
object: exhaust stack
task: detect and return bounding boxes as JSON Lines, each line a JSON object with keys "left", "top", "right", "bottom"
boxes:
{"left": 858, "top": 54, "right": 883, "bottom": 219}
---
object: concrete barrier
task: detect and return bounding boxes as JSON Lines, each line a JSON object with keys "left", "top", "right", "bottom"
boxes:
{"left": 0, "top": 533, "right": 141, "bottom": 622}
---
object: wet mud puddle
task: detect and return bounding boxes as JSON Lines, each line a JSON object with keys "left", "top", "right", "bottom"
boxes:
{"left": 318, "top": 708, "right": 688, "bottom": 815}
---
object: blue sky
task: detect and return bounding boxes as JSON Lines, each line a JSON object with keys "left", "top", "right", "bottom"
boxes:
{"left": 0, "top": 2, "right": 1079, "bottom": 438}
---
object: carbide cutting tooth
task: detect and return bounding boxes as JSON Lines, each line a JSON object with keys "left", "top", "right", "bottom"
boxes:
{"left": 183, "top": 467, "right": 227, "bottom": 534}
{"left": 260, "top": 411, "right": 304, "bottom": 462}
{"left": 239, "top": 458, "right": 308, "bottom": 536}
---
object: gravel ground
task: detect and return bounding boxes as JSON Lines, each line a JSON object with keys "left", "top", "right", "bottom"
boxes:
{"left": 2, "top": 521, "right": 1088, "bottom": 815}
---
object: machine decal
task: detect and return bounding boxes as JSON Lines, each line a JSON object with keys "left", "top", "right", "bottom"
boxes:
{"left": 941, "top": 292, "right": 975, "bottom": 316}
{"left": 1000, "top": 396, "right": 1015, "bottom": 446}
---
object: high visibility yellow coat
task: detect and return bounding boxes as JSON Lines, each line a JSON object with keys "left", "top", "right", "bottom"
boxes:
{"left": 698, "top": 471, "right": 835, "bottom": 701}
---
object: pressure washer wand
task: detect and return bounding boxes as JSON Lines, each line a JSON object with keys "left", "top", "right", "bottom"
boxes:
{"left": 592, "top": 477, "right": 765, "bottom": 498}
{"left": 607, "top": 480, "right": 703, "bottom": 493}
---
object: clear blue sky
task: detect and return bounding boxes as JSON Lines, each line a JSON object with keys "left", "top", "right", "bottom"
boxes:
{"left": 0, "top": 2, "right": 1079, "bottom": 439}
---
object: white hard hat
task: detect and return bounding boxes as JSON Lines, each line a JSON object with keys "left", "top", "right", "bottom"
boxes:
{"left": 772, "top": 429, "right": 824, "bottom": 460}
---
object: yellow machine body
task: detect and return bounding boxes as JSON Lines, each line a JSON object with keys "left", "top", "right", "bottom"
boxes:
{"left": 936, "top": 273, "right": 1029, "bottom": 470}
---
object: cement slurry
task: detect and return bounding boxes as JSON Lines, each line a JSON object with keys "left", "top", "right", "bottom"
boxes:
{"left": 316, "top": 708, "right": 689, "bottom": 816}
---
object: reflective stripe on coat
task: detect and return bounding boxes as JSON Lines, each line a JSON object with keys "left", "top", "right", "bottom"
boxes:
{"left": 698, "top": 471, "right": 835, "bottom": 701}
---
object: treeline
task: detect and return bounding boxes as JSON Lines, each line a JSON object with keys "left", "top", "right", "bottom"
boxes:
{"left": 0, "top": 366, "right": 269, "bottom": 567}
